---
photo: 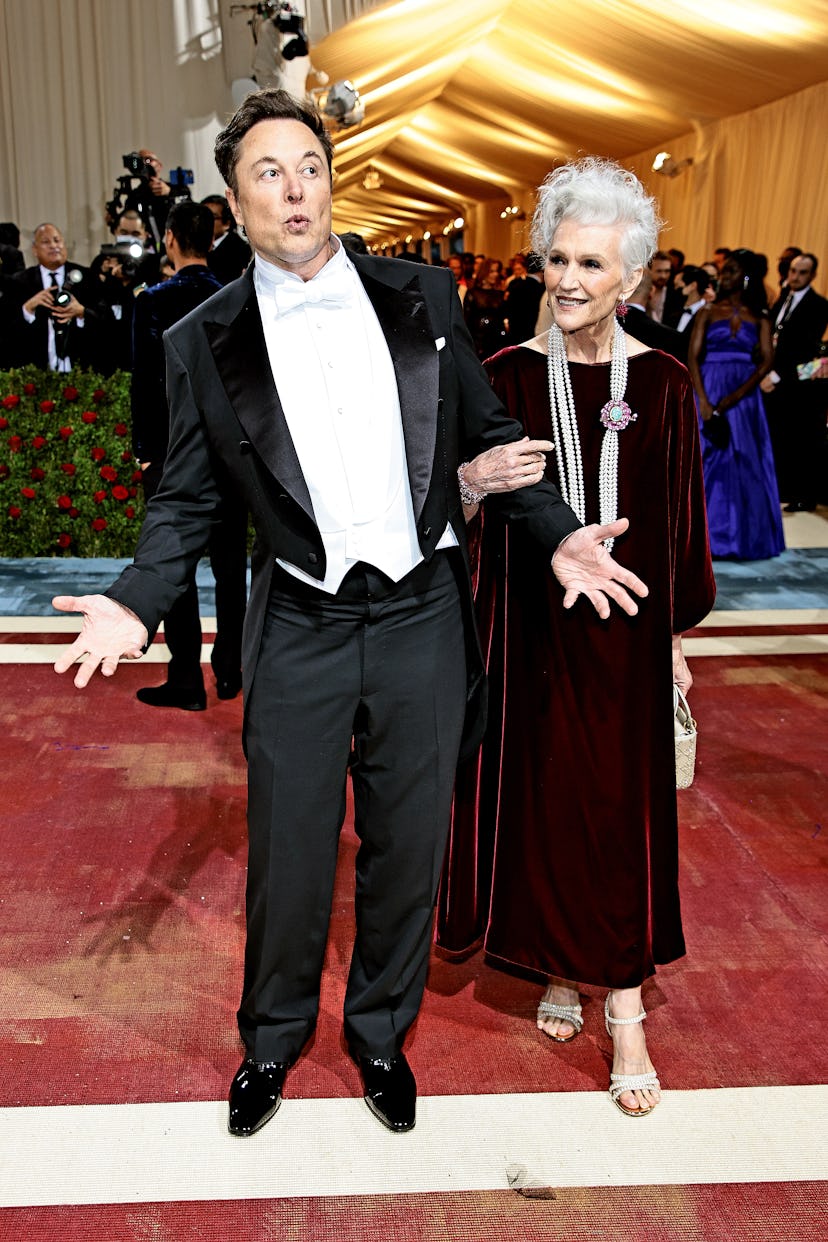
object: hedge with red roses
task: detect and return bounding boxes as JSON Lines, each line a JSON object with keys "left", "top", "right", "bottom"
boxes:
{"left": 0, "top": 367, "right": 145, "bottom": 556}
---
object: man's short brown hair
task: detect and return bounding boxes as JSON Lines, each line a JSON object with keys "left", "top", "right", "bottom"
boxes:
{"left": 215, "top": 89, "right": 334, "bottom": 194}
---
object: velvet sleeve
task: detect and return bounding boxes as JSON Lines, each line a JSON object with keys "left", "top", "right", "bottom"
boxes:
{"left": 668, "top": 366, "right": 716, "bottom": 633}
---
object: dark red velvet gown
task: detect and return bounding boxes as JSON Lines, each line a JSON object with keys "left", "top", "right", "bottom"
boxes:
{"left": 436, "top": 345, "right": 716, "bottom": 988}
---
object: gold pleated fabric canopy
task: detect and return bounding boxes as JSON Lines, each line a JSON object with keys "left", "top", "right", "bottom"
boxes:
{"left": 309, "top": 0, "right": 828, "bottom": 246}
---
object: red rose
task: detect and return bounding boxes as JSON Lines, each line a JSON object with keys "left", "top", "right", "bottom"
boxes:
{"left": 93, "top": 489, "right": 108, "bottom": 503}
{"left": 112, "top": 485, "right": 129, "bottom": 501}
{"left": 81, "top": 410, "right": 97, "bottom": 424}
{"left": 61, "top": 462, "right": 76, "bottom": 475}
{"left": 121, "top": 451, "right": 131, "bottom": 462}
{"left": 114, "top": 423, "right": 128, "bottom": 436}
{"left": 62, "top": 386, "right": 79, "bottom": 401}
{"left": 2, "top": 394, "right": 20, "bottom": 409}
{"left": 125, "top": 506, "right": 135, "bottom": 518}
{"left": 91, "top": 517, "right": 107, "bottom": 531}
{"left": 69, "top": 507, "right": 79, "bottom": 518}
{"left": 31, "top": 435, "right": 47, "bottom": 449}
{"left": 8, "top": 435, "right": 22, "bottom": 453}
{"left": 57, "top": 533, "right": 72, "bottom": 548}
{"left": 57, "top": 494, "right": 73, "bottom": 509}
{"left": 99, "top": 465, "right": 118, "bottom": 482}
{"left": 23, "top": 383, "right": 36, "bottom": 396}
{"left": 92, "top": 388, "right": 105, "bottom": 401}
{"left": 20, "top": 486, "right": 36, "bottom": 499}
{"left": 59, "top": 426, "right": 73, "bottom": 439}
{"left": 39, "top": 400, "right": 55, "bottom": 414}
{"left": 30, "top": 467, "right": 46, "bottom": 481}
{"left": 128, "top": 487, "right": 137, "bottom": 498}
{"left": 8, "top": 505, "right": 21, "bottom": 518}
{"left": 131, "top": 469, "right": 143, "bottom": 483}
{"left": 0, "top": 417, "right": 7, "bottom": 429}
{"left": 0, "top": 464, "right": 9, "bottom": 479}
{"left": 91, "top": 447, "right": 106, "bottom": 462}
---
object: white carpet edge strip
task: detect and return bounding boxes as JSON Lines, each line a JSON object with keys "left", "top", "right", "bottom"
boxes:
{"left": 1, "top": 1086, "right": 825, "bottom": 1207}
{"left": 4, "top": 634, "right": 828, "bottom": 663}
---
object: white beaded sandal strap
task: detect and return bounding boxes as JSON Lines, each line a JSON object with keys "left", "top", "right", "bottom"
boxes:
{"left": 609, "top": 1070, "right": 661, "bottom": 1100}
{"left": 537, "top": 1000, "right": 583, "bottom": 1031}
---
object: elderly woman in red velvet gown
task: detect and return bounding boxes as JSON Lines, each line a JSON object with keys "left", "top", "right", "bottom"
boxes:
{"left": 439, "top": 158, "right": 715, "bottom": 1116}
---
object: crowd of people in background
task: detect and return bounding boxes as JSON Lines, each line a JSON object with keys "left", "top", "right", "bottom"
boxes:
{"left": 1, "top": 161, "right": 826, "bottom": 552}
{"left": 444, "top": 240, "right": 828, "bottom": 544}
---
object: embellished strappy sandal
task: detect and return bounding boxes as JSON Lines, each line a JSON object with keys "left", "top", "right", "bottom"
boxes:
{"left": 537, "top": 990, "right": 583, "bottom": 1043}
{"left": 604, "top": 995, "right": 661, "bottom": 1116}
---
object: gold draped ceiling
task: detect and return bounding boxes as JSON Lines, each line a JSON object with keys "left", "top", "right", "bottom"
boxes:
{"left": 310, "top": 0, "right": 828, "bottom": 251}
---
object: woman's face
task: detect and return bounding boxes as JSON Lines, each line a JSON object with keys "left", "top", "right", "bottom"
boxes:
{"left": 717, "top": 257, "right": 744, "bottom": 294}
{"left": 544, "top": 219, "right": 640, "bottom": 333}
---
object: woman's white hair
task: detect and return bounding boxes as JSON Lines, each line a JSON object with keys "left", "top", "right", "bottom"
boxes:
{"left": 531, "top": 157, "right": 662, "bottom": 278}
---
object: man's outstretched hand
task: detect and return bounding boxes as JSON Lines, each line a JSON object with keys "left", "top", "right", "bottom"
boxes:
{"left": 551, "top": 519, "right": 648, "bottom": 618}
{"left": 52, "top": 595, "right": 149, "bottom": 687}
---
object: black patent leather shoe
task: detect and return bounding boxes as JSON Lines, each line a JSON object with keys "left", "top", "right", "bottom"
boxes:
{"left": 136, "top": 683, "right": 207, "bottom": 711}
{"left": 228, "top": 1058, "right": 290, "bottom": 1136}
{"left": 357, "top": 1053, "right": 416, "bottom": 1132}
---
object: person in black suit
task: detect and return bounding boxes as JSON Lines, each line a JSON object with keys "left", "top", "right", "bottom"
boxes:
{"left": 621, "top": 270, "right": 687, "bottom": 362}
{"left": 202, "top": 194, "right": 251, "bottom": 286}
{"left": 131, "top": 201, "right": 247, "bottom": 710}
{"left": 11, "top": 224, "right": 106, "bottom": 370}
{"left": 52, "top": 89, "right": 648, "bottom": 1139}
{"left": 761, "top": 252, "right": 828, "bottom": 509}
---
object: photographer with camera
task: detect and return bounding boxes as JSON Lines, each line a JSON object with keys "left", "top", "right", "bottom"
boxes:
{"left": 11, "top": 222, "right": 106, "bottom": 371}
{"left": 117, "top": 148, "right": 192, "bottom": 251}
{"left": 93, "top": 210, "right": 161, "bottom": 370}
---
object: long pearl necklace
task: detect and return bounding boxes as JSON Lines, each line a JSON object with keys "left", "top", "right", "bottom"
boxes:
{"left": 546, "top": 317, "right": 637, "bottom": 551}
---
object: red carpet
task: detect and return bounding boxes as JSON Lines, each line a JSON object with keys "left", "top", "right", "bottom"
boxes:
{"left": 1, "top": 655, "right": 827, "bottom": 1238}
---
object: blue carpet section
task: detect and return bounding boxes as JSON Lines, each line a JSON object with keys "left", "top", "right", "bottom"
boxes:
{"left": 0, "top": 550, "right": 826, "bottom": 616}
{"left": 0, "top": 558, "right": 244, "bottom": 617}
{"left": 711, "top": 547, "right": 828, "bottom": 610}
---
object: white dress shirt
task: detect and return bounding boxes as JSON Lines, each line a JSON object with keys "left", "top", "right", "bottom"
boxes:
{"left": 254, "top": 236, "right": 456, "bottom": 594}
{"left": 677, "top": 299, "right": 706, "bottom": 333}
{"left": 21, "top": 264, "right": 84, "bottom": 371}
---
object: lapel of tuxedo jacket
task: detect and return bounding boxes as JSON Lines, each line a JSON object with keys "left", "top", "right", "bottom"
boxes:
{"left": 348, "top": 253, "right": 439, "bottom": 523}
{"left": 204, "top": 270, "right": 315, "bottom": 523}
{"left": 203, "top": 257, "right": 440, "bottom": 527}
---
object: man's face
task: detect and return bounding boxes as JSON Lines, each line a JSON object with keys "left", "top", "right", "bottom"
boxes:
{"left": 226, "top": 119, "right": 333, "bottom": 279}
{"left": 448, "top": 256, "right": 462, "bottom": 283}
{"left": 786, "top": 256, "right": 815, "bottom": 292}
{"left": 650, "top": 258, "right": 671, "bottom": 289}
{"left": 33, "top": 225, "right": 67, "bottom": 271}
{"left": 117, "top": 215, "right": 146, "bottom": 242}
{"left": 674, "top": 273, "right": 698, "bottom": 304}
{"left": 205, "top": 202, "right": 228, "bottom": 241}
{"left": 138, "top": 149, "right": 163, "bottom": 177}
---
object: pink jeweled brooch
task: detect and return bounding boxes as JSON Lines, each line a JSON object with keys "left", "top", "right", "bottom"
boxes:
{"left": 600, "top": 398, "right": 638, "bottom": 431}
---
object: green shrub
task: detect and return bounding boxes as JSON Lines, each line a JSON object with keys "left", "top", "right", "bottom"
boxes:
{"left": 0, "top": 366, "right": 145, "bottom": 556}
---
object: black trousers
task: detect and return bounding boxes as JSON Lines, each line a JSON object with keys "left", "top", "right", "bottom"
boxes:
{"left": 240, "top": 551, "right": 468, "bottom": 1063}
{"left": 142, "top": 464, "right": 248, "bottom": 689}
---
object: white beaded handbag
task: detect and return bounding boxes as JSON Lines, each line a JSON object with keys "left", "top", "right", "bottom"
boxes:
{"left": 674, "top": 685, "right": 698, "bottom": 790}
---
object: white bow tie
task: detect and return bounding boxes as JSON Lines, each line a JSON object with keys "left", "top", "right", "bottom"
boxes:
{"left": 272, "top": 275, "right": 353, "bottom": 317}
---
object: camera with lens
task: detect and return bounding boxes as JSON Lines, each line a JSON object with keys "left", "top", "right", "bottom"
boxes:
{"left": 51, "top": 287, "right": 72, "bottom": 310}
{"left": 98, "top": 240, "right": 146, "bottom": 279}
{"left": 122, "top": 151, "right": 156, "bottom": 180}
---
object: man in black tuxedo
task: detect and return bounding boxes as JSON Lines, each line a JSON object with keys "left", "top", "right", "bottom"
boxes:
{"left": 11, "top": 223, "right": 105, "bottom": 370}
{"left": 131, "top": 200, "right": 247, "bottom": 711}
{"left": 621, "top": 270, "right": 687, "bottom": 362}
{"left": 52, "top": 90, "right": 647, "bottom": 1139}
{"left": 672, "top": 265, "right": 711, "bottom": 336}
{"left": 202, "top": 194, "right": 252, "bottom": 286}
{"left": 761, "top": 252, "right": 828, "bottom": 509}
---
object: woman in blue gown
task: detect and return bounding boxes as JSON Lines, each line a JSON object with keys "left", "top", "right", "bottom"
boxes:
{"left": 687, "top": 249, "right": 785, "bottom": 560}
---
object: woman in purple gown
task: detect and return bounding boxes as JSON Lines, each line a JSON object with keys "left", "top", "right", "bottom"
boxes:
{"left": 438, "top": 159, "right": 715, "bottom": 1116}
{"left": 687, "top": 249, "right": 785, "bottom": 560}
